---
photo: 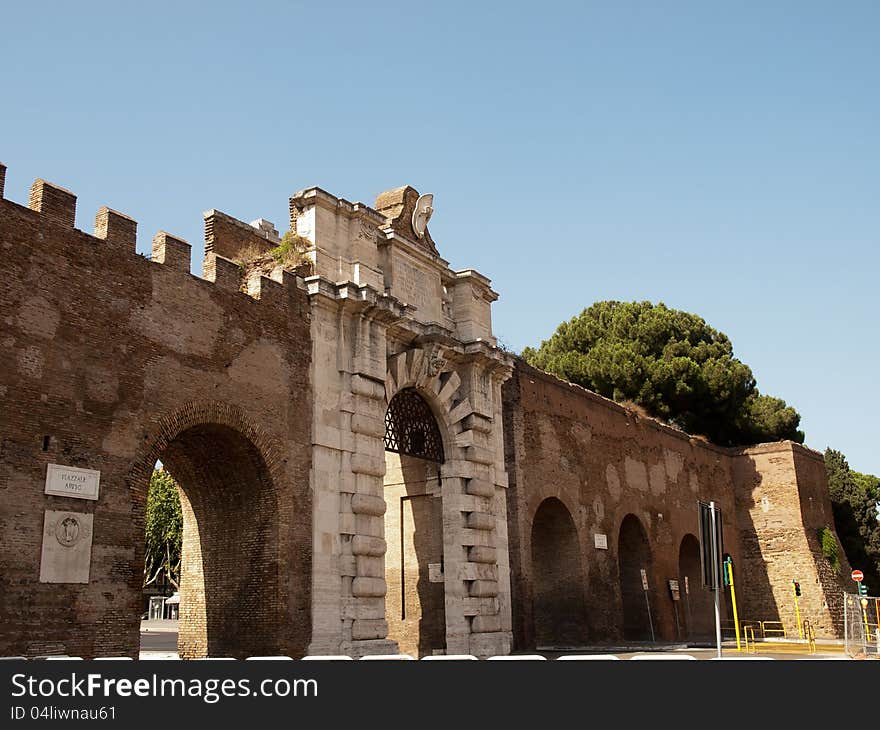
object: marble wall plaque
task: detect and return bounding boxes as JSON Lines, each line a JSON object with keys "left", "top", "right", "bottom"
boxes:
{"left": 44, "top": 463, "right": 100, "bottom": 500}
{"left": 39, "top": 510, "right": 94, "bottom": 583}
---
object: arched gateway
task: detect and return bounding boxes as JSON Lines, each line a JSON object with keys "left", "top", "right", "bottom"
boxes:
{"left": 300, "top": 185, "right": 514, "bottom": 658}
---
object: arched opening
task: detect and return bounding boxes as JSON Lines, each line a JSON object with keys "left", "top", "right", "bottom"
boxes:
{"left": 678, "top": 534, "right": 715, "bottom": 641}
{"left": 618, "top": 514, "right": 654, "bottom": 641}
{"left": 530, "top": 498, "right": 587, "bottom": 648}
{"left": 137, "top": 422, "right": 282, "bottom": 659}
{"left": 383, "top": 388, "right": 446, "bottom": 657}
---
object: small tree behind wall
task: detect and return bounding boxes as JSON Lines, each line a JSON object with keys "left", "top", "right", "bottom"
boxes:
{"left": 144, "top": 467, "right": 182, "bottom": 591}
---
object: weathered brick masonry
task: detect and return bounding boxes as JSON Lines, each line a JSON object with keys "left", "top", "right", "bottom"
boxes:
{"left": 503, "top": 360, "right": 850, "bottom": 647}
{"left": 0, "top": 168, "right": 313, "bottom": 658}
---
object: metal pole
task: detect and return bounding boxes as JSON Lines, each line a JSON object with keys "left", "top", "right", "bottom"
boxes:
{"left": 644, "top": 591, "right": 655, "bottom": 643}
{"left": 843, "top": 591, "right": 848, "bottom": 656}
{"left": 683, "top": 576, "right": 692, "bottom": 641}
{"left": 728, "top": 561, "right": 741, "bottom": 652}
{"left": 710, "top": 501, "right": 722, "bottom": 658}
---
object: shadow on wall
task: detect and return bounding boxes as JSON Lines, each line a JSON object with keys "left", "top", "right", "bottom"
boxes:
{"left": 732, "top": 456, "right": 785, "bottom": 631}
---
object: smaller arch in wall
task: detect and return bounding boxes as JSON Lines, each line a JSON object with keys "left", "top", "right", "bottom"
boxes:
{"left": 618, "top": 514, "right": 654, "bottom": 641}
{"left": 530, "top": 498, "right": 588, "bottom": 648}
{"left": 678, "top": 533, "right": 715, "bottom": 641}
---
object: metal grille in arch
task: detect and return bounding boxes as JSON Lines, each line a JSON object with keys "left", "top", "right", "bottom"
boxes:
{"left": 384, "top": 388, "right": 445, "bottom": 463}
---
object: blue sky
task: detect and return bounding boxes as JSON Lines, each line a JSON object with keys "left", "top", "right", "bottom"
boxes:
{"left": 2, "top": 2, "right": 878, "bottom": 475}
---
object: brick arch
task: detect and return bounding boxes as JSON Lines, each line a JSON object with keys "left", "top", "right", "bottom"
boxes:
{"left": 128, "top": 400, "right": 286, "bottom": 495}
{"left": 128, "top": 400, "right": 290, "bottom": 659}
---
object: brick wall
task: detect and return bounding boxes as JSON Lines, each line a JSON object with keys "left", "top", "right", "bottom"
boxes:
{"left": 732, "top": 443, "right": 851, "bottom": 637}
{"left": 503, "top": 359, "right": 850, "bottom": 647}
{"left": 0, "top": 174, "right": 313, "bottom": 658}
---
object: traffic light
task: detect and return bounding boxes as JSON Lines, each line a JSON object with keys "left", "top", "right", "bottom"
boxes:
{"left": 722, "top": 556, "right": 732, "bottom": 587}
{"left": 793, "top": 581, "right": 801, "bottom": 597}
{"left": 858, "top": 582, "right": 868, "bottom": 597}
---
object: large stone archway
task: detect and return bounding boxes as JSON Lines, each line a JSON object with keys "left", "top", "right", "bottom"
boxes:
{"left": 383, "top": 387, "right": 447, "bottom": 657}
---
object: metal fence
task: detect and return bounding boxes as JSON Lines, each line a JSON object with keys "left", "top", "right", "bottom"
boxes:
{"left": 843, "top": 592, "right": 880, "bottom": 657}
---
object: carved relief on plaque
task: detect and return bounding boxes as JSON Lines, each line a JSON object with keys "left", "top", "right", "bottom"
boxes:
{"left": 55, "top": 515, "right": 82, "bottom": 547}
{"left": 39, "top": 510, "right": 94, "bottom": 584}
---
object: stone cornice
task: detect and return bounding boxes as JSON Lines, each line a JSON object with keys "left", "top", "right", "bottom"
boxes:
{"left": 378, "top": 228, "right": 451, "bottom": 270}
{"left": 291, "top": 187, "right": 386, "bottom": 226}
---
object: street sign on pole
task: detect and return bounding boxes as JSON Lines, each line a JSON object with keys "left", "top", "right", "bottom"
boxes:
{"left": 698, "top": 500, "right": 724, "bottom": 658}
{"left": 852, "top": 570, "right": 864, "bottom": 582}
{"left": 698, "top": 501, "right": 723, "bottom": 591}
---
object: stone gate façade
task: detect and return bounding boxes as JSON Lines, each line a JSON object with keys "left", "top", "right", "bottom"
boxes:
{"left": 0, "top": 162, "right": 851, "bottom": 658}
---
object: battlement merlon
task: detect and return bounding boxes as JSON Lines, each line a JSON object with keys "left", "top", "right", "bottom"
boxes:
{"left": 30, "top": 178, "right": 77, "bottom": 229}
{"left": 0, "top": 165, "right": 307, "bottom": 314}
{"left": 95, "top": 207, "right": 137, "bottom": 250}
{"left": 203, "top": 209, "right": 280, "bottom": 267}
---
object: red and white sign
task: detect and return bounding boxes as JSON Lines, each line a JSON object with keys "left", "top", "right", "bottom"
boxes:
{"left": 851, "top": 570, "right": 864, "bottom": 582}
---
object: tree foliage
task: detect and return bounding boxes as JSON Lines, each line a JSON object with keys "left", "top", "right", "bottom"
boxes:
{"left": 825, "top": 448, "right": 880, "bottom": 595}
{"left": 144, "top": 468, "right": 182, "bottom": 590}
{"left": 521, "top": 301, "right": 804, "bottom": 446}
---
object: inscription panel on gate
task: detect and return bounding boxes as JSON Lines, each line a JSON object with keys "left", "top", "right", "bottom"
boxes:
{"left": 390, "top": 252, "right": 441, "bottom": 322}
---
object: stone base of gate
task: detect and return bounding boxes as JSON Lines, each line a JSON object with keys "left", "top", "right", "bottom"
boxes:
{"left": 340, "top": 639, "right": 399, "bottom": 659}
{"left": 469, "top": 631, "right": 513, "bottom": 659}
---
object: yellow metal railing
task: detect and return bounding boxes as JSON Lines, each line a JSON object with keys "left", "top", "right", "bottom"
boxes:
{"left": 759, "top": 621, "right": 786, "bottom": 639}
{"left": 743, "top": 625, "right": 757, "bottom": 654}
{"left": 803, "top": 619, "right": 817, "bottom": 654}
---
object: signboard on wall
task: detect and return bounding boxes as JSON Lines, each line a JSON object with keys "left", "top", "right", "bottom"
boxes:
{"left": 44, "top": 464, "right": 100, "bottom": 501}
{"left": 593, "top": 533, "right": 608, "bottom": 550}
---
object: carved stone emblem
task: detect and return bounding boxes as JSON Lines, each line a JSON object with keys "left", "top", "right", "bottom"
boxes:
{"left": 412, "top": 193, "right": 434, "bottom": 239}
{"left": 55, "top": 515, "right": 81, "bottom": 547}
{"left": 427, "top": 347, "right": 447, "bottom": 377}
